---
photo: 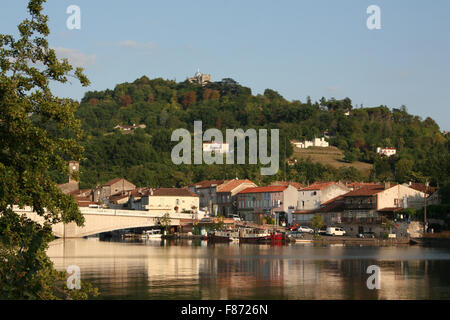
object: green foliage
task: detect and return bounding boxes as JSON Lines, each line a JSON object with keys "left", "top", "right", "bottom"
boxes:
{"left": 416, "top": 204, "right": 450, "bottom": 220}
{"left": 0, "top": 0, "right": 97, "bottom": 299}
{"left": 159, "top": 213, "right": 172, "bottom": 233}
{"left": 263, "top": 216, "right": 275, "bottom": 225}
{"left": 74, "top": 73, "right": 448, "bottom": 188}
{"left": 311, "top": 214, "right": 324, "bottom": 230}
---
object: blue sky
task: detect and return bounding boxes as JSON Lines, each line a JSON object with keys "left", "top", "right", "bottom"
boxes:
{"left": 2, "top": 0, "right": 450, "bottom": 130}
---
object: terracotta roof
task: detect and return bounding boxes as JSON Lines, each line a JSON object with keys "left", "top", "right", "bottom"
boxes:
{"left": 343, "top": 185, "right": 386, "bottom": 197}
{"left": 189, "top": 180, "right": 227, "bottom": 189}
{"left": 405, "top": 182, "right": 436, "bottom": 195}
{"left": 239, "top": 186, "right": 287, "bottom": 194}
{"left": 300, "top": 182, "right": 335, "bottom": 191}
{"left": 151, "top": 188, "right": 199, "bottom": 197}
{"left": 76, "top": 200, "right": 97, "bottom": 207}
{"left": 321, "top": 195, "right": 345, "bottom": 206}
{"left": 103, "top": 178, "right": 127, "bottom": 186}
{"left": 216, "top": 179, "right": 255, "bottom": 192}
{"left": 269, "top": 181, "right": 303, "bottom": 190}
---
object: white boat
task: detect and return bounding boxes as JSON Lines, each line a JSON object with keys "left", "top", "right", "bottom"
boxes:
{"left": 293, "top": 239, "right": 313, "bottom": 244}
{"left": 143, "top": 229, "right": 162, "bottom": 239}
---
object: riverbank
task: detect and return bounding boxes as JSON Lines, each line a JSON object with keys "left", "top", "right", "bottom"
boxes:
{"left": 163, "top": 233, "right": 413, "bottom": 246}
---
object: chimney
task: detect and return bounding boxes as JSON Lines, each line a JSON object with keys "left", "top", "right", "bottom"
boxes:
{"left": 384, "top": 182, "right": 391, "bottom": 190}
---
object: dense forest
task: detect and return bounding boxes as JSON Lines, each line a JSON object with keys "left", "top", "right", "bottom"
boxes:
{"left": 71, "top": 76, "right": 449, "bottom": 190}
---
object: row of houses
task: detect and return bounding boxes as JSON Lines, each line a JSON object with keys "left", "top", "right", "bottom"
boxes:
{"left": 187, "top": 178, "right": 439, "bottom": 237}
{"left": 58, "top": 162, "right": 439, "bottom": 237}
{"left": 63, "top": 177, "right": 201, "bottom": 216}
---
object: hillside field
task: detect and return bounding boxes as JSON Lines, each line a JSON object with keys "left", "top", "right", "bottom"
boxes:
{"left": 292, "top": 146, "right": 373, "bottom": 176}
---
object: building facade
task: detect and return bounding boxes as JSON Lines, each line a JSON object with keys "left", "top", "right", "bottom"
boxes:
{"left": 296, "top": 182, "right": 350, "bottom": 211}
{"left": 93, "top": 178, "right": 136, "bottom": 202}
{"left": 188, "top": 69, "right": 211, "bottom": 86}
{"left": 188, "top": 180, "right": 227, "bottom": 214}
{"left": 131, "top": 188, "right": 199, "bottom": 214}
{"left": 376, "top": 147, "right": 397, "bottom": 157}
{"left": 215, "top": 179, "right": 257, "bottom": 217}
{"left": 292, "top": 137, "right": 329, "bottom": 149}
{"left": 236, "top": 185, "right": 298, "bottom": 224}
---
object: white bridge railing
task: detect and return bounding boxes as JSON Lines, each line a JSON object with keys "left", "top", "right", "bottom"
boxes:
{"left": 14, "top": 206, "right": 205, "bottom": 220}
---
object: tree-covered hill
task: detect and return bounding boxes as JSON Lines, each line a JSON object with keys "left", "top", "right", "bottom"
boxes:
{"left": 73, "top": 76, "right": 449, "bottom": 189}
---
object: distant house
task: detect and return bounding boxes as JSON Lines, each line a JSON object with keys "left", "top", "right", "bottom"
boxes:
{"left": 292, "top": 137, "right": 329, "bottom": 149}
{"left": 188, "top": 69, "right": 211, "bottom": 86}
{"left": 376, "top": 147, "right": 396, "bottom": 157}
{"left": 203, "top": 142, "right": 230, "bottom": 154}
{"left": 113, "top": 123, "right": 146, "bottom": 132}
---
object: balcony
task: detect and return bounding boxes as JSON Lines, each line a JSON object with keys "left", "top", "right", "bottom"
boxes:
{"left": 345, "top": 203, "right": 377, "bottom": 210}
{"left": 341, "top": 217, "right": 385, "bottom": 224}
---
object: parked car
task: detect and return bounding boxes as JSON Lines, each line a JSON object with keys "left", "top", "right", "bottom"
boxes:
{"left": 357, "top": 232, "right": 376, "bottom": 238}
{"left": 232, "top": 215, "right": 241, "bottom": 222}
{"left": 318, "top": 227, "right": 327, "bottom": 235}
{"left": 298, "top": 226, "right": 314, "bottom": 234}
{"left": 287, "top": 231, "right": 304, "bottom": 239}
{"left": 326, "top": 227, "right": 346, "bottom": 236}
{"left": 288, "top": 225, "right": 298, "bottom": 231}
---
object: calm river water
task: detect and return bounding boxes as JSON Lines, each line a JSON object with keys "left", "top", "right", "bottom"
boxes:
{"left": 47, "top": 238, "right": 450, "bottom": 300}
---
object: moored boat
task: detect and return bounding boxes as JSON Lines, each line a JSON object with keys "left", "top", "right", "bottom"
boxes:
{"left": 208, "top": 230, "right": 239, "bottom": 242}
{"left": 143, "top": 229, "right": 162, "bottom": 240}
{"left": 238, "top": 228, "right": 271, "bottom": 243}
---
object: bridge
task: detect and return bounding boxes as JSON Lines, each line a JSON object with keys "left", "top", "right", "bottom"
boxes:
{"left": 15, "top": 206, "right": 204, "bottom": 238}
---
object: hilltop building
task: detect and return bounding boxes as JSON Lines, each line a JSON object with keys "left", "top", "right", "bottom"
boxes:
{"left": 188, "top": 69, "right": 211, "bottom": 86}
{"left": 203, "top": 142, "right": 230, "bottom": 154}
{"left": 292, "top": 137, "right": 329, "bottom": 149}
{"left": 377, "top": 147, "right": 397, "bottom": 157}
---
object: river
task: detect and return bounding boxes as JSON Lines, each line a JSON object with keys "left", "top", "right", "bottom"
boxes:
{"left": 47, "top": 238, "right": 450, "bottom": 300}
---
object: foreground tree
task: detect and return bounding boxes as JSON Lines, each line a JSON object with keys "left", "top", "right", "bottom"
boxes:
{"left": 0, "top": 0, "right": 97, "bottom": 299}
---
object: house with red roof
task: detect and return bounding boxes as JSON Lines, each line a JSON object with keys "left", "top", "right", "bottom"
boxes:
{"left": 341, "top": 182, "right": 427, "bottom": 236}
{"left": 131, "top": 188, "right": 199, "bottom": 214}
{"left": 188, "top": 180, "right": 228, "bottom": 214}
{"left": 215, "top": 179, "right": 257, "bottom": 217}
{"left": 236, "top": 185, "right": 298, "bottom": 224}
{"left": 93, "top": 178, "right": 136, "bottom": 202}
{"left": 296, "top": 182, "right": 350, "bottom": 211}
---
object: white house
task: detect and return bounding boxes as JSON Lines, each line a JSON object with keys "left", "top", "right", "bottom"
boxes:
{"left": 292, "top": 137, "right": 329, "bottom": 149}
{"left": 203, "top": 142, "right": 230, "bottom": 154}
{"left": 376, "top": 147, "right": 397, "bottom": 157}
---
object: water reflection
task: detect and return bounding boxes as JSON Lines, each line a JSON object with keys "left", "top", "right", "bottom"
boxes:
{"left": 47, "top": 238, "right": 450, "bottom": 300}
